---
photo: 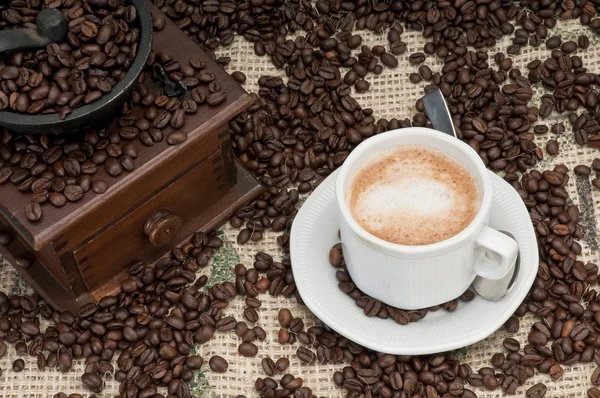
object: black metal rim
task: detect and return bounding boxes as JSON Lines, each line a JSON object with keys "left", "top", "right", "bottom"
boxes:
{"left": 0, "top": 0, "right": 153, "bottom": 133}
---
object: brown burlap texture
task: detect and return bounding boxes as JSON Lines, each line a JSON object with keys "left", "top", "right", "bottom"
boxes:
{"left": 1, "top": 18, "right": 600, "bottom": 397}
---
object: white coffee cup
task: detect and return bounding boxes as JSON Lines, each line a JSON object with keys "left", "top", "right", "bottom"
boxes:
{"left": 336, "top": 127, "right": 519, "bottom": 310}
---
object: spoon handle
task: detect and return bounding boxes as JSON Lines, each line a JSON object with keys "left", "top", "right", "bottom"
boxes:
{"left": 422, "top": 88, "right": 457, "bottom": 138}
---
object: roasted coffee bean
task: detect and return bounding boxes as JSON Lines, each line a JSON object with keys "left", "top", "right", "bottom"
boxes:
{"left": 409, "top": 53, "right": 426, "bottom": 64}
{"left": 12, "top": 358, "right": 24, "bottom": 372}
{"left": 81, "top": 373, "right": 103, "bottom": 392}
{"left": 64, "top": 185, "right": 84, "bottom": 202}
{"left": 182, "top": 99, "right": 197, "bottom": 114}
{"left": 505, "top": 316, "right": 519, "bottom": 333}
{"left": 36, "top": 353, "right": 46, "bottom": 370}
{"left": 170, "top": 109, "right": 185, "bottom": 129}
{"left": 275, "top": 357, "right": 289, "bottom": 372}
{"left": 449, "top": 381, "right": 464, "bottom": 395}
{"left": 186, "top": 355, "right": 203, "bottom": 370}
{"left": 549, "top": 364, "right": 564, "bottom": 380}
{"left": 483, "top": 374, "right": 498, "bottom": 390}
{"left": 278, "top": 309, "right": 292, "bottom": 328}
{"left": 239, "top": 342, "right": 258, "bottom": 357}
{"left": 166, "top": 131, "right": 187, "bottom": 145}
{"left": 105, "top": 158, "right": 123, "bottom": 177}
{"left": 561, "top": 41, "right": 578, "bottom": 53}
{"left": 194, "top": 326, "right": 215, "bottom": 344}
{"left": 289, "top": 318, "right": 303, "bottom": 333}
{"left": 244, "top": 308, "right": 259, "bottom": 323}
{"left": 380, "top": 53, "right": 398, "bottom": 68}
{"left": 153, "top": 111, "right": 171, "bottom": 128}
{"left": 355, "top": 80, "right": 369, "bottom": 92}
{"left": 575, "top": 165, "right": 591, "bottom": 175}
{"left": 21, "top": 321, "right": 39, "bottom": 336}
{"left": 92, "top": 180, "right": 108, "bottom": 194}
{"left": 209, "top": 355, "right": 228, "bottom": 372}
{"left": 546, "top": 36, "right": 562, "bottom": 49}
{"left": 390, "top": 41, "right": 407, "bottom": 55}
{"left": 546, "top": 140, "right": 559, "bottom": 155}
{"left": 207, "top": 91, "right": 226, "bottom": 106}
{"left": 526, "top": 383, "right": 547, "bottom": 398}
{"left": 232, "top": 71, "right": 247, "bottom": 84}
{"left": 261, "top": 357, "right": 276, "bottom": 376}
{"left": 25, "top": 201, "right": 42, "bottom": 222}
{"left": 579, "top": 35, "right": 590, "bottom": 50}
{"left": 502, "top": 375, "right": 518, "bottom": 394}
{"left": 296, "top": 347, "right": 315, "bottom": 364}
{"left": 409, "top": 73, "right": 422, "bottom": 83}
{"left": 419, "top": 65, "right": 433, "bottom": 81}
{"left": 347, "top": 35, "right": 362, "bottom": 49}
{"left": 237, "top": 229, "right": 252, "bottom": 244}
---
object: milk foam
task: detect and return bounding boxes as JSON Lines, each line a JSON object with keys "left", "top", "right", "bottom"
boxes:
{"left": 348, "top": 145, "right": 481, "bottom": 246}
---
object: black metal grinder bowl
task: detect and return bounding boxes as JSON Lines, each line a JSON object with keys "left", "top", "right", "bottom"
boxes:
{"left": 0, "top": 0, "right": 152, "bottom": 135}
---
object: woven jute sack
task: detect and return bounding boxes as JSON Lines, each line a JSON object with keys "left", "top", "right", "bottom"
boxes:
{"left": 1, "top": 17, "right": 600, "bottom": 398}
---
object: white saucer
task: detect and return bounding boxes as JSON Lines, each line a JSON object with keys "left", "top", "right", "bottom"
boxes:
{"left": 290, "top": 169, "right": 538, "bottom": 355}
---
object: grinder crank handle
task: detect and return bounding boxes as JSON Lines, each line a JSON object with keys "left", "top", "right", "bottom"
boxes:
{"left": 422, "top": 88, "right": 457, "bottom": 138}
{"left": 0, "top": 8, "right": 67, "bottom": 53}
{"left": 153, "top": 64, "right": 187, "bottom": 98}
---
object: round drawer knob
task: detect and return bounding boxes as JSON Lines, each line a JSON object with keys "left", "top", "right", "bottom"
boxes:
{"left": 143, "top": 209, "right": 183, "bottom": 247}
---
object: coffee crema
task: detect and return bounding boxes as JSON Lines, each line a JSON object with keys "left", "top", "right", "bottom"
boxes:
{"left": 347, "top": 145, "right": 481, "bottom": 246}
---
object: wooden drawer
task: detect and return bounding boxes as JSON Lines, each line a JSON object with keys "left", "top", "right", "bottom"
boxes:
{"left": 73, "top": 149, "right": 228, "bottom": 291}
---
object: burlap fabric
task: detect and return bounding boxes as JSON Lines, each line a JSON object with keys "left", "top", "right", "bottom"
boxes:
{"left": 0, "top": 18, "right": 599, "bottom": 397}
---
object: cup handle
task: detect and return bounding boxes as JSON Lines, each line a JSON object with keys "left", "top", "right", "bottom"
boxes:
{"left": 473, "top": 226, "right": 518, "bottom": 280}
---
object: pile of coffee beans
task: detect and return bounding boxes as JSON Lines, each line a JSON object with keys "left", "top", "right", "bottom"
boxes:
{"left": 254, "top": 372, "right": 317, "bottom": 398}
{"left": 152, "top": 0, "right": 410, "bottom": 90}
{"left": 0, "top": 163, "right": 595, "bottom": 398}
{"left": 0, "top": 231, "right": 237, "bottom": 398}
{"left": 151, "top": 0, "right": 599, "bottom": 85}
{"left": 328, "top": 241, "right": 476, "bottom": 325}
{"left": 229, "top": 184, "right": 301, "bottom": 245}
{"left": 409, "top": 50, "right": 540, "bottom": 175}
{"left": 529, "top": 45, "right": 598, "bottom": 116}
{"left": 0, "top": 42, "right": 228, "bottom": 222}
{"left": 4, "top": 0, "right": 600, "bottom": 397}
{"left": 0, "top": 0, "right": 141, "bottom": 116}
{"left": 229, "top": 72, "right": 378, "bottom": 181}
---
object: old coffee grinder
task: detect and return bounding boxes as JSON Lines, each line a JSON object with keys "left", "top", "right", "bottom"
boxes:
{"left": 0, "top": 0, "right": 263, "bottom": 311}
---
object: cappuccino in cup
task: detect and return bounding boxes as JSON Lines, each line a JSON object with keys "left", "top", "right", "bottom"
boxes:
{"left": 347, "top": 145, "right": 481, "bottom": 246}
{"left": 336, "top": 128, "right": 518, "bottom": 309}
